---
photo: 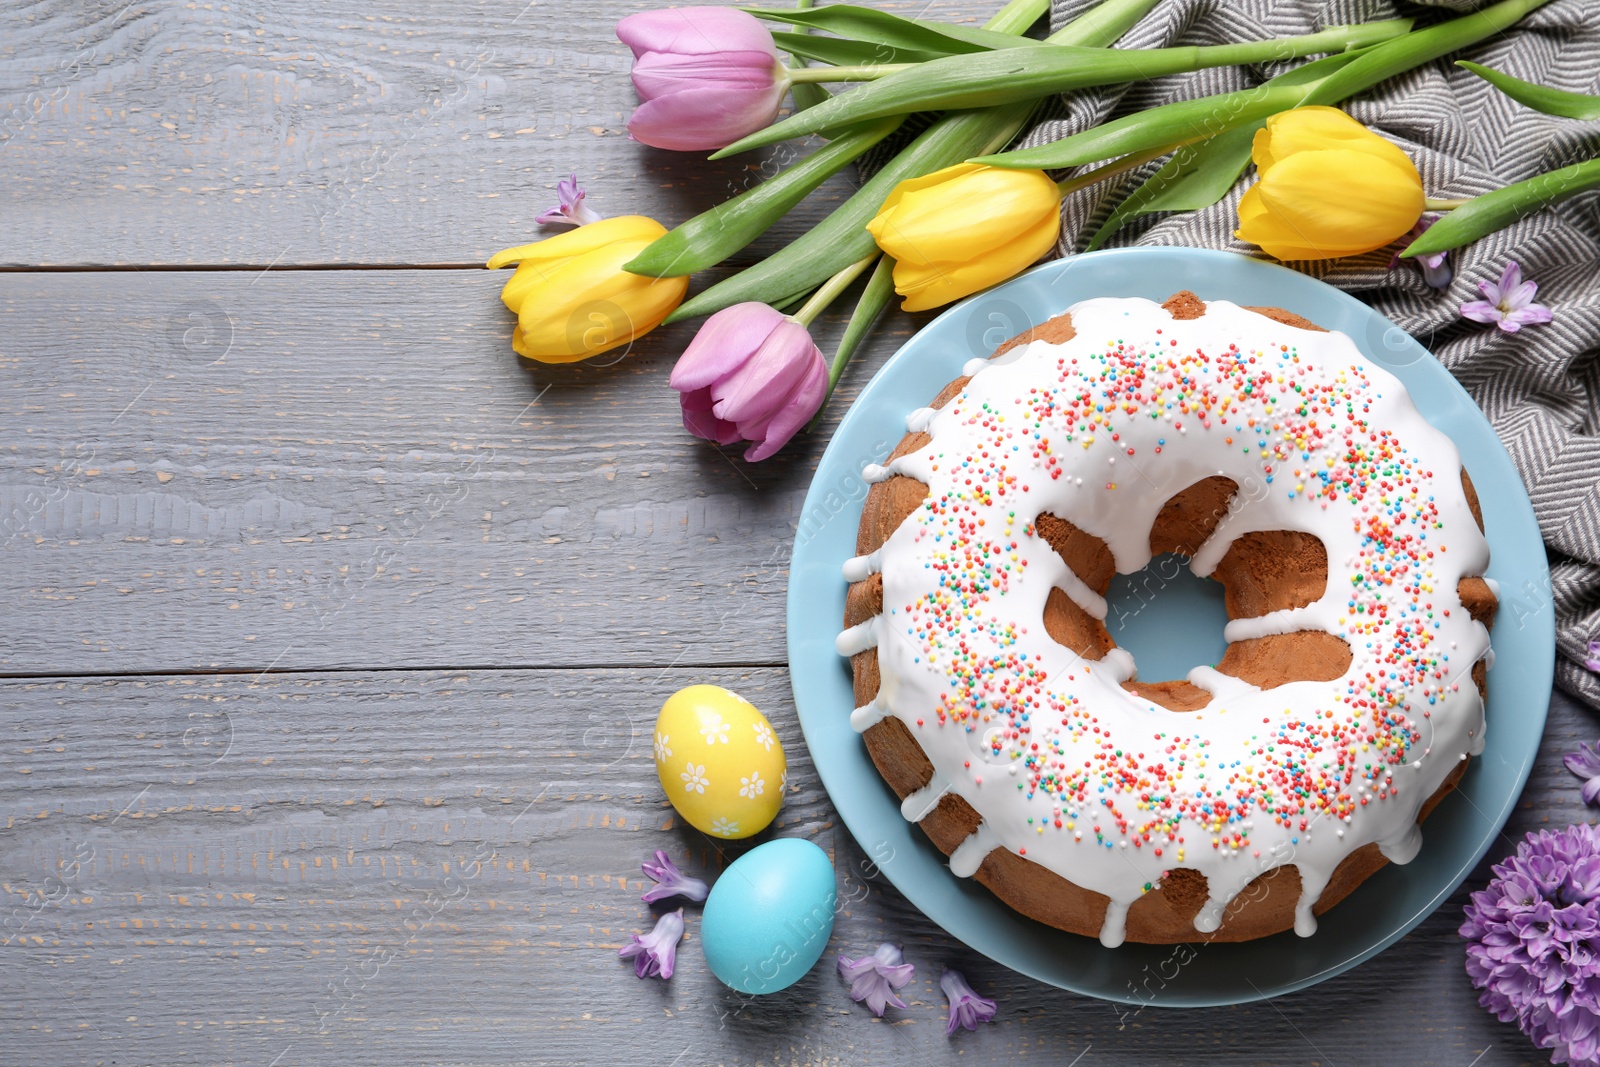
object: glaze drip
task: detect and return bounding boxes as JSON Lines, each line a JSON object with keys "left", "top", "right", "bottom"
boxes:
{"left": 949, "top": 823, "right": 1002, "bottom": 878}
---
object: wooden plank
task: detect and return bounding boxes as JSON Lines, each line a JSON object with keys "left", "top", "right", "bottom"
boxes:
{"left": 0, "top": 0, "right": 987, "bottom": 268}
{"left": 0, "top": 667, "right": 1584, "bottom": 1065}
{"left": 0, "top": 267, "right": 916, "bottom": 676}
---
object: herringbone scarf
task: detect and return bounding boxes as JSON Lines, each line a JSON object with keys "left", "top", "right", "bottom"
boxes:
{"left": 1026, "top": 0, "right": 1600, "bottom": 708}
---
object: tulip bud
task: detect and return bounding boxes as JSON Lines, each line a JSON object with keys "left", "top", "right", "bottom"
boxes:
{"left": 487, "top": 215, "right": 689, "bottom": 364}
{"left": 616, "top": 7, "right": 788, "bottom": 152}
{"left": 669, "top": 302, "right": 827, "bottom": 462}
{"left": 1235, "top": 106, "right": 1425, "bottom": 261}
{"left": 866, "top": 163, "right": 1061, "bottom": 313}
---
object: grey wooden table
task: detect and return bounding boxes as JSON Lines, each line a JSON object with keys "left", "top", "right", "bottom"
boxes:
{"left": 0, "top": 2, "right": 1589, "bottom": 1065}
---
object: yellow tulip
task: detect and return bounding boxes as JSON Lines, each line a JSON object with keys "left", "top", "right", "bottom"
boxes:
{"left": 866, "top": 163, "right": 1061, "bottom": 313}
{"left": 1235, "top": 106, "right": 1425, "bottom": 262}
{"left": 486, "top": 215, "right": 689, "bottom": 363}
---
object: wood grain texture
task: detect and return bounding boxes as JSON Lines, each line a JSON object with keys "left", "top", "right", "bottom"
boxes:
{"left": 0, "top": 0, "right": 982, "bottom": 268}
{"left": 0, "top": 667, "right": 1590, "bottom": 1066}
{"left": 0, "top": 268, "right": 922, "bottom": 676}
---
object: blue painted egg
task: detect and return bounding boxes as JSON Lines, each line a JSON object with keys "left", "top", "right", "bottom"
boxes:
{"left": 700, "top": 838, "right": 836, "bottom": 994}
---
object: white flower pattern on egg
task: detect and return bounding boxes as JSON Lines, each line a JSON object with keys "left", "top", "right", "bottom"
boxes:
{"left": 699, "top": 715, "right": 730, "bottom": 745}
{"left": 654, "top": 685, "right": 788, "bottom": 841}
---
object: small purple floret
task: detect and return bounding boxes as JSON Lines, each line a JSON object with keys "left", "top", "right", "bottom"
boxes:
{"left": 940, "top": 968, "right": 997, "bottom": 1036}
{"left": 1461, "top": 260, "right": 1554, "bottom": 333}
{"left": 641, "top": 850, "right": 709, "bottom": 904}
{"left": 1461, "top": 825, "right": 1600, "bottom": 1066}
{"left": 1566, "top": 743, "right": 1600, "bottom": 807}
{"left": 535, "top": 173, "right": 603, "bottom": 228}
{"left": 1390, "top": 218, "right": 1452, "bottom": 289}
{"left": 619, "top": 907, "right": 684, "bottom": 980}
{"left": 837, "top": 943, "right": 915, "bottom": 1017}
{"left": 1586, "top": 639, "right": 1600, "bottom": 673}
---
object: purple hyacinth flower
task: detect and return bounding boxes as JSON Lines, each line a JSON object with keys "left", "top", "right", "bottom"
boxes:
{"left": 669, "top": 301, "right": 827, "bottom": 462}
{"left": 641, "top": 850, "right": 709, "bottom": 904}
{"left": 1389, "top": 218, "right": 1452, "bottom": 289}
{"left": 616, "top": 7, "right": 787, "bottom": 152}
{"left": 619, "top": 907, "right": 685, "bottom": 980}
{"left": 1566, "top": 742, "right": 1600, "bottom": 807}
{"left": 1586, "top": 639, "right": 1600, "bottom": 672}
{"left": 940, "top": 968, "right": 997, "bottom": 1036}
{"left": 1461, "top": 260, "right": 1554, "bottom": 333}
{"left": 536, "top": 174, "right": 602, "bottom": 228}
{"left": 1462, "top": 825, "right": 1600, "bottom": 1066}
{"left": 837, "top": 943, "right": 916, "bottom": 1017}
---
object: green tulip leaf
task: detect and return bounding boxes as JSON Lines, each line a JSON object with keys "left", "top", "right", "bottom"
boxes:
{"left": 770, "top": 31, "right": 945, "bottom": 68}
{"left": 903, "top": 18, "right": 1055, "bottom": 51}
{"left": 975, "top": 48, "right": 1369, "bottom": 171}
{"left": 743, "top": 5, "right": 1048, "bottom": 57}
{"left": 711, "top": 19, "right": 1412, "bottom": 157}
{"left": 1082, "top": 124, "right": 1257, "bottom": 251}
{"left": 981, "top": 0, "right": 1052, "bottom": 37}
{"left": 625, "top": 116, "right": 903, "bottom": 278}
{"left": 1456, "top": 60, "right": 1600, "bottom": 120}
{"left": 1046, "top": 0, "right": 1160, "bottom": 49}
{"left": 1403, "top": 157, "right": 1600, "bottom": 257}
{"left": 1304, "top": 0, "right": 1551, "bottom": 107}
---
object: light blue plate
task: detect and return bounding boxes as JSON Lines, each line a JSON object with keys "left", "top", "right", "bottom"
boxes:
{"left": 786, "top": 248, "right": 1554, "bottom": 1007}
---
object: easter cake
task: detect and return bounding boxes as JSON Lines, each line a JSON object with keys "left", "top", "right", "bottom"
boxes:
{"left": 837, "top": 291, "right": 1497, "bottom": 945}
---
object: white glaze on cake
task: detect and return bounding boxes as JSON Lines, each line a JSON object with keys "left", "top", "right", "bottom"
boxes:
{"left": 837, "top": 297, "right": 1492, "bottom": 946}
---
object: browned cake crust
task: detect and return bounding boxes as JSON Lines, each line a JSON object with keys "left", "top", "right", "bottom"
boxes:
{"left": 845, "top": 292, "right": 1496, "bottom": 943}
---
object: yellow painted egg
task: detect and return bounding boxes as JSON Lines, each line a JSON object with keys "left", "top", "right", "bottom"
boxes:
{"left": 654, "top": 685, "right": 786, "bottom": 840}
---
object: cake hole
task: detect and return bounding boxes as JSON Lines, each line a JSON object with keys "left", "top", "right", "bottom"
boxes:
{"left": 1105, "top": 553, "right": 1229, "bottom": 687}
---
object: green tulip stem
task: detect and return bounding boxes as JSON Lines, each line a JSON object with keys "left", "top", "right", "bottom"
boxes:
{"left": 1055, "top": 141, "right": 1184, "bottom": 196}
{"left": 786, "top": 64, "right": 914, "bottom": 83}
{"left": 1424, "top": 197, "right": 1472, "bottom": 210}
{"left": 808, "top": 254, "right": 901, "bottom": 434}
{"left": 791, "top": 252, "right": 880, "bottom": 327}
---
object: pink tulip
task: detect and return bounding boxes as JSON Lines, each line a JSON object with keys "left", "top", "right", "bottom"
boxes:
{"left": 616, "top": 7, "right": 787, "bottom": 152}
{"left": 670, "top": 302, "right": 826, "bottom": 462}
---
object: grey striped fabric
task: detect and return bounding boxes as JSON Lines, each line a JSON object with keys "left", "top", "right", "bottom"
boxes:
{"left": 1029, "top": 0, "right": 1600, "bottom": 708}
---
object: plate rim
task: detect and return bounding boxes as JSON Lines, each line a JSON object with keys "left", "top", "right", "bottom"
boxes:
{"left": 786, "top": 246, "right": 1555, "bottom": 1007}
